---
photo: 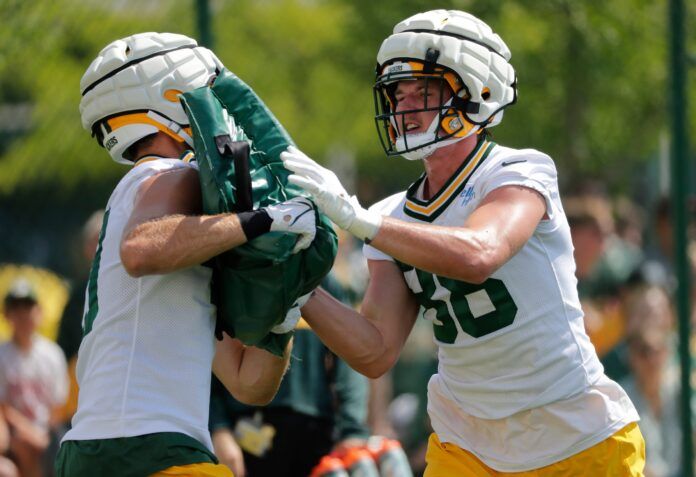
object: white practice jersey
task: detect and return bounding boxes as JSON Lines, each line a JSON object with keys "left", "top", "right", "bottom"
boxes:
{"left": 63, "top": 158, "right": 217, "bottom": 451}
{"left": 364, "top": 139, "right": 638, "bottom": 470}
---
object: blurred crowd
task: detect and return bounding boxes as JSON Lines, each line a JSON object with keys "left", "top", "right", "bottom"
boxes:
{"left": 0, "top": 188, "right": 694, "bottom": 477}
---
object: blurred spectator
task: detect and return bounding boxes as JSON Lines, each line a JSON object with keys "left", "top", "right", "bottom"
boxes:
{"left": 209, "top": 274, "right": 370, "bottom": 477}
{"left": 691, "top": 240, "right": 696, "bottom": 326}
{"left": 0, "top": 265, "right": 70, "bottom": 343}
{"left": 55, "top": 209, "right": 104, "bottom": 426}
{"left": 331, "top": 229, "right": 369, "bottom": 307}
{"left": 366, "top": 321, "right": 438, "bottom": 477}
{"left": 385, "top": 318, "right": 437, "bottom": 476}
{"left": 566, "top": 194, "right": 644, "bottom": 299}
{"left": 566, "top": 194, "right": 645, "bottom": 382}
{"left": 367, "top": 373, "right": 395, "bottom": 441}
{"left": 0, "top": 413, "right": 18, "bottom": 476}
{"left": 57, "top": 210, "right": 103, "bottom": 363}
{"left": 641, "top": 197, "right": 677, "bottom": 292}
{"left": 0, "top": 279, "right": 68, "bottom": 477}
{"left": 614, "top": 195, "right": 646, "bottom": 250}
{"left": 565, "top": 195, "right": 613, "bottom": 288}
{"left": 619, "top": 285, "right": 680, "bottom": 477}
{"left": 642, "top": 196, "right": 696, "bottom": 293}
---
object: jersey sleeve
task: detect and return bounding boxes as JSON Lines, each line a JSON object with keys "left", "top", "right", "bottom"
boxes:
{"left": 480, "top": 151, "right": 559, "bottom": 220}
{"left": 332, "top": 356, "right": 370, "bottom": 441}
{"left": 115, "top": 159, "right": 199, "bottom": 211}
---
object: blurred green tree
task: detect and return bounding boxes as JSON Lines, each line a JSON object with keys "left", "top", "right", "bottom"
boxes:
{"left": 0, "top": 0, "right": 693, "bottom": 274}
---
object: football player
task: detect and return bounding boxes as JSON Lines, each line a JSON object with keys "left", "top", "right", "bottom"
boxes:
{"left": 282, "top": 10, "right": 645, "bottom": 476}
{"left": 55, "top": 32, "right": 317, "bottom": 477}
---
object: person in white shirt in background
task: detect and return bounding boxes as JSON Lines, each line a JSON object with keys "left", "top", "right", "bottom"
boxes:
{"left": 0, "top": 279, "right": 67, "bottom": 477}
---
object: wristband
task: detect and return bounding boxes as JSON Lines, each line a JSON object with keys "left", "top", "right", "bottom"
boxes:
{"left": 238, "top": 209, "right": 272, "bottom": 240}
{"left": 349, "top": 206, "right": 383, "bottom": 242}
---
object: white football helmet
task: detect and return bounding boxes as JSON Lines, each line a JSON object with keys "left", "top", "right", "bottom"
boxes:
{"left": 374, "top": 10, "right": 517, "bottom": 160}
{"left": 79, "top": 32, "right": 222, "bottom": 164}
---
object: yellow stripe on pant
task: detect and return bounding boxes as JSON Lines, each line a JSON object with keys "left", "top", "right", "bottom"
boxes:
{"left": 424, "top": 422, "right": 645, "bottom": 476}
{"left": 151, "top": 462, "right": 234, "bottom": 477}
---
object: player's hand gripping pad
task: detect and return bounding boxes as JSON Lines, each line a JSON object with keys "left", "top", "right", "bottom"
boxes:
{"left": 181, "top": 69, "right": 337, "bottom": 356}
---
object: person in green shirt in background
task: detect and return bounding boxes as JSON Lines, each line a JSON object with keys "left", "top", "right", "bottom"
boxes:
{"left": 209, "top": 274, "right": 370, "bottom": 477}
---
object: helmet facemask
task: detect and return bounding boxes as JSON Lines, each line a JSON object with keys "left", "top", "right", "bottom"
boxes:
{"left": 374, "top": 59, "right": 481, "bottom": 161}
{"left": 374, "top": 10, "right": 518, "bottom": 161}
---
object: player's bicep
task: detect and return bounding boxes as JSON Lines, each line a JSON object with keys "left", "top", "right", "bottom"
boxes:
{"left": 361, "top": 259, "right": 419, "bottom": 360}
{"left": 465, "top": 185, "right": 546, "bottom": 258}
{"left": 123, "top": 167, "right": 202, "bottom": 235}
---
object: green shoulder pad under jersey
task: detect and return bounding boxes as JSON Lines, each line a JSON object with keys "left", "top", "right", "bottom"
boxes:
{"left": 181, "top": 69, "right": 337, "bottom": 356}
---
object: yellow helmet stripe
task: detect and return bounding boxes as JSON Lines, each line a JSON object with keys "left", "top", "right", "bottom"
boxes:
{"left": 381, "top": 61, "right": 465, "bottom": 97}
{"left": 106, "top": 113, "right": 186, "bottom": 143}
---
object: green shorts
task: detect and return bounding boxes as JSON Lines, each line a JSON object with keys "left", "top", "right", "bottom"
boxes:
{"left": 55, "top": 432, "right": 218, "bottom": 477}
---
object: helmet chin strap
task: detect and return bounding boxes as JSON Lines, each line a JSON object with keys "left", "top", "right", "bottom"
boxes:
{"left": 393, "top": 99, "right": 480, "bottom": 161}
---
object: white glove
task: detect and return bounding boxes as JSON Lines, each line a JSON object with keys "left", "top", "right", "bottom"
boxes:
{"left": 264, "top": 197, "right": 316, "bottom": 253}
{"left": 280, "top": 146, "right": 382, "bottom": 241}
{"left": 270, "top": 291, "right": 313, "bottom": 334}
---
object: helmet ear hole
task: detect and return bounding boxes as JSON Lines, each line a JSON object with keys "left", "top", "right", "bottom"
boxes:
{"left": 481, "top": 88, "right": 491, "bottom": 100}
{"left": 123, "top": 132, "right": 158, "bottom": 162}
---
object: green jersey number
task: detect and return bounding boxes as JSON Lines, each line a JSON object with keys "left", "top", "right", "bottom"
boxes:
{"left": 403, "top": 268, "right": 517, "bottom": 343}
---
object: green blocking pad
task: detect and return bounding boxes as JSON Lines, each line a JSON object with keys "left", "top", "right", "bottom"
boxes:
{"left": 181, "top": 69, "right": 337, "bottom": 356}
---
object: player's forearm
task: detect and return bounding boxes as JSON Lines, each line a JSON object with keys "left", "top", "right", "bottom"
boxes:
{"left": 369, "top": 217, "right": 503, "bottom": 283}
{"left": 0, "top": 409, "right": 10, "bottom": 453}
{"left": 235, "top": 341, "right": 292, "bottom": 406}
{"left": 301, "top": 289, "right": 395, "bottom": 378}
{"left": 120, "top": 213, "right": 247, "bottom": 276}
{"left": 213, "top": 334, "right": 292, "bottom": 406}
{"left": 3, "top": 406, "right": 49, "bottom": 450}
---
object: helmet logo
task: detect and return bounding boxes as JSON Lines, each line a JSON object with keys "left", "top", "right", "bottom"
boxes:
{"left": 386, "top": 62, "right": 410, "bottom": 75}
{"left": 448, "top": 117, "right": 462, "bottom": 130}
{"left": 104, "top": 136, "right": 118, "bottom": 151}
